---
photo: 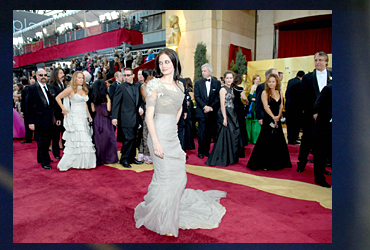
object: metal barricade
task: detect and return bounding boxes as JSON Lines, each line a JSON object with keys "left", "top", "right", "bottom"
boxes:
{"left": 107, "top": 21, "right": 120, "bottom": 32}
{"left": 76, "top": 29, "right": 84, "bottom": 40}
{"left": 58, "top": 34, "right": 66, "bottom": 44}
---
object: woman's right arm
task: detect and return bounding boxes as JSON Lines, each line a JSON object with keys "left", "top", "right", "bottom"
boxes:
{"left": 146, "top": 104, "right": 164, "bottom": 158}
{"left": 219, "top": 88, "right": 227, "bottom": 126}
{"left": 146, "top": 81, "right": 164, "bottom": 158}
{"left": 55, "top": 87, "right": 73, "bottom": 116}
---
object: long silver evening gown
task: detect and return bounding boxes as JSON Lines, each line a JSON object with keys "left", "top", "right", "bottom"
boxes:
{"left": 134, "top": 78, "right": 226, "bottom": 237}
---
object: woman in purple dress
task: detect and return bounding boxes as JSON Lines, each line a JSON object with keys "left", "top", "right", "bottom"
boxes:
{"left": 13, "top": 108, "right": 25, "bottom": 139}
{"left": 91, "top": 79, "right": 118, "bottom": 165}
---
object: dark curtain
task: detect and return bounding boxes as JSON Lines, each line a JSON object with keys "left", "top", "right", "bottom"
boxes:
{"left": 278, "top": 26, "right": 332, "bottom": 58}
{"left": 228, "top": 44, "right": 252, "bottom": 69}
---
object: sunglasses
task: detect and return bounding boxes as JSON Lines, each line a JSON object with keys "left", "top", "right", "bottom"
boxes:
{"left": 38, "top": 74, "right": 48, "bottom": 77}
{"left": 123, "top": 74, "right": 132, "bottom": 77}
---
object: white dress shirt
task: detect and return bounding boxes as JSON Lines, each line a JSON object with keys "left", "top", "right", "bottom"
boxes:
{"left": 38, "top": 81, "right": 49, "bottom": 104}
{"left": 316, "top": 69, "right": 327, "bottom": 92}
{"left": 205, "top": 78, "right": 211, "bottom": 97}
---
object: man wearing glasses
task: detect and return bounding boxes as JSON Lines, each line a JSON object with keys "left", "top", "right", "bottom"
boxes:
{"left": 26, "top": 69, "right": 62, "bottom": 169}
{"left": 112, "top": 68, "right": 144, "bottom": 168}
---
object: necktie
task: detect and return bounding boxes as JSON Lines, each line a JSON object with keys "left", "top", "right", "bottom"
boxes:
{"left": 43, "top": 86, "right": 50, "bottom": 105}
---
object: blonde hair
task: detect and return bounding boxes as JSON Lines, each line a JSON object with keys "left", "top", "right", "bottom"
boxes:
{"left": 70, "top": 71, "right": 88, "bottom": 94}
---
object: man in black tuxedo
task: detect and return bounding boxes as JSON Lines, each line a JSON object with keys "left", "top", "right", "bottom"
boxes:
{"left": 194, "top": 63, "right": 221, "bottom": 159}
{"left": 26, "top": 69, "right": 62, "bottom": 169}
{"left": 49, "top": 68, "right": 66, "bottom": 158}
{"left": 20, "top": 77, "right": 34, "bottom": 144}
{"left": 297, "top": 52, "right": 332, "bottom": 173}
{"left": 109, "top": 71, "right": 124, "bottom": 139}
{"left": 312, "top": 84, "right": 332, "bottom": 187}
{"left": 112, "top": 68, "right": 144, "bottom": 168}
{"left": 255, "top": 68, "right": 279, "bottom": 125}
{"left": 285, "top": 70, "right": 305, "bottom": 144}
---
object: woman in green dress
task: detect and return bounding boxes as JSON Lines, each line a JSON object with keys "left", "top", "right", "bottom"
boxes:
{"left": 246, "top": 74, "right": 262, "bottom": 144}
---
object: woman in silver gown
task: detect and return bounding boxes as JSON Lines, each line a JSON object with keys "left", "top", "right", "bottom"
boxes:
{"left": 134, "top": 49, "right": 226, "bottom": 237}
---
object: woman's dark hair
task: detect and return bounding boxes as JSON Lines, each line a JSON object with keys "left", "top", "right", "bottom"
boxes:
{"left": 184, "top": 77, "right": 193, "bottom": 89}
{"left": 49, "top": 68, "right": 63, "bottom": 87}
{"left": 154, "top": 48, "right": 181, "bottom": 82}
{"left": 224, "top": 70, "right": 236, "bottom": 89}
{"left": 17, "top": 83, "right": 23, "bottom": 91}
{"left": 142, "top": 68, "right": 153, "bottom": 82}
{"left": 264, "top": 73, "right": 281, "bottom": 103}
{"left": 91, "top": 79, "right": 108, "bottom": 105}
{"left": 21, "top": 76, "right": 29, "bottom": 86}
{"left": 233, "top": 74, "right": 242, "bottom": 86}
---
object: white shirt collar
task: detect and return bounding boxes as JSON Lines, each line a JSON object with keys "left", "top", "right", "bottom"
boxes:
{"left": 316, "top": 69, "right": 327, "bottom": 92}
{"left": 316, "top": 69, "right": 327, "bottom": 75}
{"left": 38, "top": 81, "right": 47, "bottom": 89}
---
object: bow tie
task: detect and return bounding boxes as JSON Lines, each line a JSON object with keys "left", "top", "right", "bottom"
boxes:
{"left": 205, "top": 78, "right": 211, "bottom": 82}
{"left": 317, "top": 70, "right": 326, "bottom": 75}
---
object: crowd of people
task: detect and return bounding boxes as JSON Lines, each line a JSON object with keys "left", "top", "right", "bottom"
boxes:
{"left": 13, "top": 50, "right": 332, "bottom": 188}
{"left": 13, "top": 48, "right": 332, "bottom": 237}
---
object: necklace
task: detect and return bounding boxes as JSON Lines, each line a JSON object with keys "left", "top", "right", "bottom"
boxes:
{"left": 77, "top": 86, "right": 83, "bottom": 89}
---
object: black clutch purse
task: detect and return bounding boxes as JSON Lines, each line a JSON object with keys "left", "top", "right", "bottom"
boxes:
{"left": 87, "top": 118, "right": 93, "bottom": 127}
{"left": 269, "top": 122, "right": 279, "bottom": 134}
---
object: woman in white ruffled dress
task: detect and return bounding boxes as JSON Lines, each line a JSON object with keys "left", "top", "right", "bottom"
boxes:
{"left": 55, "top": 71, "right": 96, "bottom": 171}
{"left": 134, "top": 49, "right": 226, "bottom": 237}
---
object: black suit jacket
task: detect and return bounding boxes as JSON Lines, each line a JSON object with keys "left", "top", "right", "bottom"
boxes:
{"left": 51, "top": 81, "right": 65, "bottom": 122}
{"left": 301, "top": 69, "right": 332, "bottom": 116}
{"left": 26, "top": 83, "right": 61, "bottom": 131}
{"left": 255, "top": 82, "right": 265, "bottom": 120}
{"left": 194, "top": 78, "right": 221, "bottom": 118}
{"left": 177, "top": 78, "right": 188, "bottom": 126}
{"left": 112, "top": 81, "right": 143, "bottom": 128}
{"left": 312, "top": 84, "right": 332, "bottom": 134}
{"left": 109, "top": 81, "right": 121, "bottom": 105}
{"left": 20, "top": 85, "right": 30, "bottom": 117}
{"left": 285, "top": 77, "right": 303, "bottom": 112}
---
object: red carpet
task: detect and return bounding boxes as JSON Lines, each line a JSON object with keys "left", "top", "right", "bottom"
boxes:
{"left": 13, "top": 138, "right": 331, "bottom": 243}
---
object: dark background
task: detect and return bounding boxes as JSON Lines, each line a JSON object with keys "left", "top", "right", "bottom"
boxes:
{"left": 4, "top": 1, "right": 369, "bottom": 249}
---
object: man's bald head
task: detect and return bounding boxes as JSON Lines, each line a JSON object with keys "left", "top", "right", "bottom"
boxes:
{"left": 36, "top": 69, "right": 48, "bottom": 84}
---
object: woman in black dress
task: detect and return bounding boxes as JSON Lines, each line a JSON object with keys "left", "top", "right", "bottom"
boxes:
{"left": 206, "top": 71, "right": 244, "bottom": 167}
{"left": 183, "top": 78, "right": 195, "bottom": 150}
{"left": 246, "top": 73, "right": 292, "bottom": 171}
